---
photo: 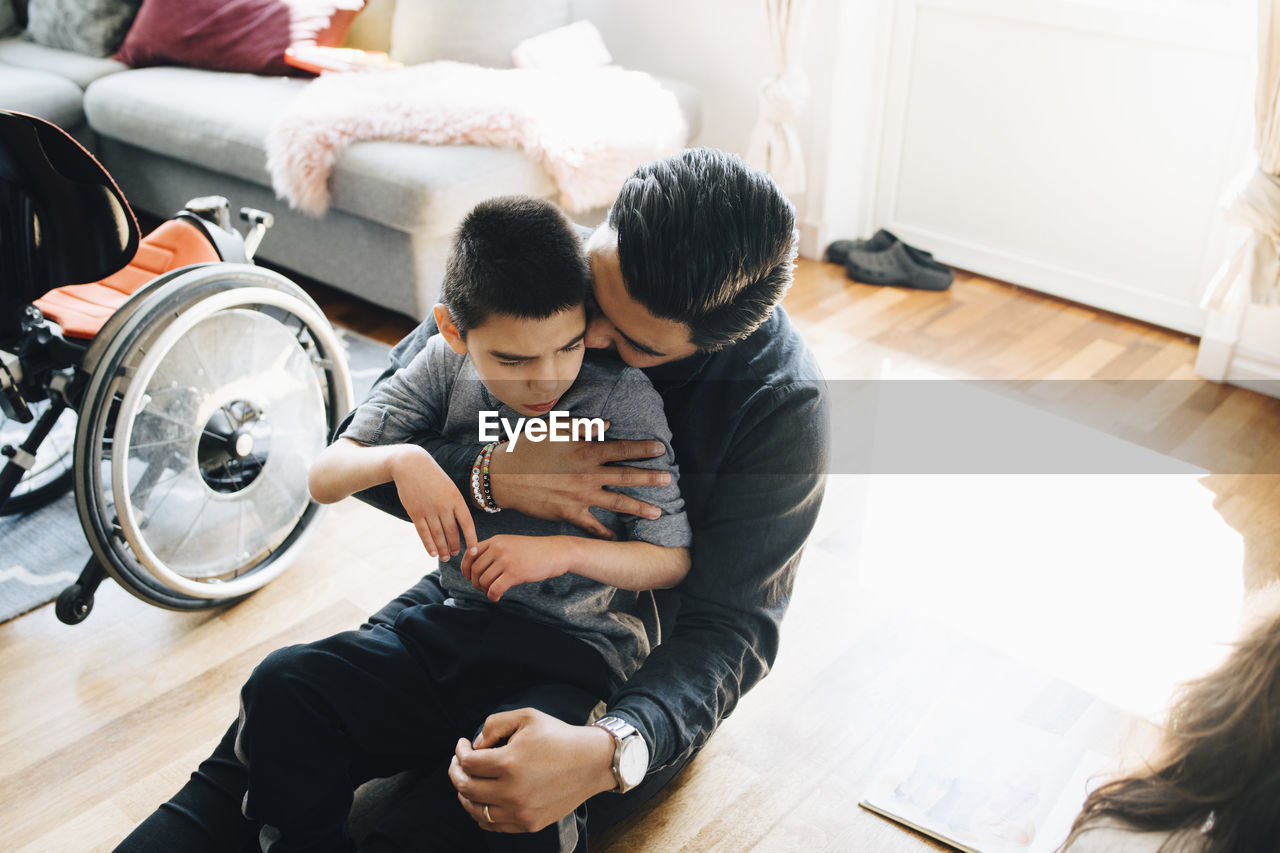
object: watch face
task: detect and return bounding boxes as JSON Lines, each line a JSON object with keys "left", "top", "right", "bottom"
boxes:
{"left": 618, "top": 737, "right": 648, "bottom": 785}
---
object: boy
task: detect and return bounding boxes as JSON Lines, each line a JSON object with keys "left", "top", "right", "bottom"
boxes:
{"left": 233, "top": 196, "right": 690, "bottom": 852}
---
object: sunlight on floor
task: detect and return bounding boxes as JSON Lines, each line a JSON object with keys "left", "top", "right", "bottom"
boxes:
{"left": 818, "top": 354, "right": 1250, "bottom": 723}
{"left": 849, "top": 474, "right": 1244, "bottom": 722}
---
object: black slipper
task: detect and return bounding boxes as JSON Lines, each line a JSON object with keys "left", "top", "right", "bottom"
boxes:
{"left": 824, "top": 229, "right": 934, "bottom": 266}
{"left": 843, "top": 241, "right": 953, "bottom": 291}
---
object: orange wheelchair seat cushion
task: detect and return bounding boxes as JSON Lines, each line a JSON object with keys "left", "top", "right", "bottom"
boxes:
{"left": 32, "top": 218, "right": 220, "bottom": 340}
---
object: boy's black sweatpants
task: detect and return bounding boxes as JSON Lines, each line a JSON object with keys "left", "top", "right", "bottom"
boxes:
{"left": 234, "top": 602, "right": 614, "bottom": 853}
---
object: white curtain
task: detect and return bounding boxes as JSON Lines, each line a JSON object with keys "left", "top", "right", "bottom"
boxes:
{"left": 1203, "top": 0, "right": 1280, "bottom": 309}
{"left": 745, "top": 0, "right": 811, "bottom": 196}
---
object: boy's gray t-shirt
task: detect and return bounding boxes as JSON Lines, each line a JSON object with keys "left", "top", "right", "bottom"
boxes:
{"left": 341, "top": 335, "right": 692, "bottom": 684}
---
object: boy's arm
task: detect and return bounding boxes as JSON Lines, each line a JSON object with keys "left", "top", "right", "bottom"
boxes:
{"left": 563, "top": 539, "right": 689, "bottom": 590}
{"left": 310, "top": 437, "right": 477, "bottom": 559}
{"left": 309, "top": 437, "right": 423, "bottom": 504}
{"left": 464, "top": 535, "right": 689, "bottom": 602}
{"left": 330, "top": 335, "right": 480, "bottom": 555}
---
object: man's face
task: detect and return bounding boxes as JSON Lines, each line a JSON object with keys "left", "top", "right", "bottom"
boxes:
{"left": 584, "top": 226, "right": 699, "bottom": 369}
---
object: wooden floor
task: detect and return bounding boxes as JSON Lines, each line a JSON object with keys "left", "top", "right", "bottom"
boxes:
{"left": 2, "top": 260, "right": 1278, "bottom": 851}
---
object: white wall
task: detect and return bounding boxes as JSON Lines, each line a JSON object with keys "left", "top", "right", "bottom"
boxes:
{"left": 570, "top": 0, "right": 876, "bottom": 259}
{"left": 803, "top": 0, "right": 894, "bottom": 257}
{"left": 570, "top": 0, "right": 770, "bottom": 153}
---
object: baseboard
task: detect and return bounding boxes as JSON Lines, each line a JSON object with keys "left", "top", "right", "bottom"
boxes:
{"left": 1221, "top": 351, "right": 1280, "bottom": 399}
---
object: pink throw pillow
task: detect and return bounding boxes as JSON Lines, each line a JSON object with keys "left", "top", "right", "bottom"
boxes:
{"left": 114, "top": 0, "right": 365, "bottom": 76}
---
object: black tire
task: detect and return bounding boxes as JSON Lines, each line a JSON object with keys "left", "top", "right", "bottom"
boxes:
{"left": 55, "top": 583, "right": 93, "bottom": 624}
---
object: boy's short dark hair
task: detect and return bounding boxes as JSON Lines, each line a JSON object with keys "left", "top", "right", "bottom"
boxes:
{"left": 442, "top": 195, "right": 590, "bottom": 335}
{"left": 607, "top": 148, "right": 798, "bottom": 352}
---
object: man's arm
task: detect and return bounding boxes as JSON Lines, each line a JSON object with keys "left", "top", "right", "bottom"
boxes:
{"left": 463, "top": 364, "right": 693, "bottom": 599}
{"left": 599, "top": 378, "right": 829, "bottom": 765}
{"left": 449, "top": 379, "right": 830, "bottom": 831}
{"left": 610, "top": 475, "right": 825, "bottom": 761}
{"left": 482, "top": 439, "right": 672, "bottom": 537}
{"left": 342, "top": 317, "right": 671, "bottom": 529}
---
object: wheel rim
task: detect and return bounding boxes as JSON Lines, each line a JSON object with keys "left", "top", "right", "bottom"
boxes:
{"left": 74, "top": 266, "right": 352, "bottom": 604}
{"left": 112, "top": 289, "right": 334, "bottom": 595}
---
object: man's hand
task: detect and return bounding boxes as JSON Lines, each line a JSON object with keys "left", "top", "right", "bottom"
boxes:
{"left": 487, "top": 425, "right": 670, "bottom": 539}
{"left": 389, "top": 446, "right": 477, "bottom": 559}
{"left": 448, "top": 708, "right": 618, "bottom": 834}
{"left": 460, "top": 535, "right": 569, "bottom": 601}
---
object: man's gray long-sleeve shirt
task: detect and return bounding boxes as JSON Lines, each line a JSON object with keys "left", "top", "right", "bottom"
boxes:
{"left": 341, "top": 335, "right": 691, "bottom": 685}
{"left": 353, "top": 306, "right": 830, "bottom": 772}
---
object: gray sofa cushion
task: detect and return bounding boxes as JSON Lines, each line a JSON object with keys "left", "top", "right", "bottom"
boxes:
{"left": 0, "top": 36, "right": 126, "bottom": 88}
{"left": 84, "top": 67, "right": 561, "bottom": 234}
{"left": 0, "top": 65, "right": 83, "bottom": 129}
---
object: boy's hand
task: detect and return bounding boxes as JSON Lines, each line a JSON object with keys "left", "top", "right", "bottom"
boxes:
{"left": 390, "top": 446, "right": 477, "bottom": 559}
{"left": 461, "top": 535, "right": 568, "bottom": 601}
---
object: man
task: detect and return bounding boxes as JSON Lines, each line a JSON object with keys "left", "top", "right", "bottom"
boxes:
{"left": 114, "top": 148, "right": 829, "bottom": 852}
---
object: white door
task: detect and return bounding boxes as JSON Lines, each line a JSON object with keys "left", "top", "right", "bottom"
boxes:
{"left": 866, "top": 0, "right": 1253, "bottom": 335}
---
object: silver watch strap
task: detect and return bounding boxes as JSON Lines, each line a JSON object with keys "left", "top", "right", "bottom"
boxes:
{"left": 595, "top": 715, "right": 637, "bottom": 740}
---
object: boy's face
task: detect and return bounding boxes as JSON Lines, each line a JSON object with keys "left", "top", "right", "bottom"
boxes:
{"left": 445, "top": 306, "right": 588, "bottom": 418}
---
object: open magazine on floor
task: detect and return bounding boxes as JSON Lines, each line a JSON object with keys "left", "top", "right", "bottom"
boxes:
{"left": 860, "top": 675, "right": 1144, "bottom": 853}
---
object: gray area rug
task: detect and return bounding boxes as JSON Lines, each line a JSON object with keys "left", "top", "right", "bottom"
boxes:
{"left": 0, "top": 327, "right": 392, "bottom": 623}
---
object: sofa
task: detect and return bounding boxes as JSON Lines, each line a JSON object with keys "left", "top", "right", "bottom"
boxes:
{"left": 0, "top": 0, "right": 700, "bottom": 321}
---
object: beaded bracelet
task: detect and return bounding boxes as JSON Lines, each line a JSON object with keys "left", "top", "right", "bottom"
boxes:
{"left": 470, "top": 445, "right": 493, "bottom": 512}
{"left": 480, "top": 439, "right": 502, "bottom": 510}
{"left": 470, "top": 440, "right": 505, "bottom": 513}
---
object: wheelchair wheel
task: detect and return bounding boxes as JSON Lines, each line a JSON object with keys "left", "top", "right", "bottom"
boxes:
{"left": 74, "top": 263, "right": 352, "bottom": 610}
{"left": 0, "top": 398, "right": 76, "bottom": 515}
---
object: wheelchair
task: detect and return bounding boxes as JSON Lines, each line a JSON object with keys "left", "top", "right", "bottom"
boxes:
{"left": 0, "top": 110, "right": 353, "bottom": 624}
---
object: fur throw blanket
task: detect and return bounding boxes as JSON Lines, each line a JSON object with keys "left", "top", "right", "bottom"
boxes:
{"left": 266, "top": 62, "right": 688, "bottom": 216}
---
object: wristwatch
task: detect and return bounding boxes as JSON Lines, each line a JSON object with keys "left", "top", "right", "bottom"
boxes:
{"left": 593, "top": 715, "right": 649, "bottom": 794}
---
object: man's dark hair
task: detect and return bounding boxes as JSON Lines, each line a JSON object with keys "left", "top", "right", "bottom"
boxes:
{"left": 442, "top": 195, "right": 590, "bottom": 336}
{"left": 607, "top": 148, "right": 798, "bottom": 352}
